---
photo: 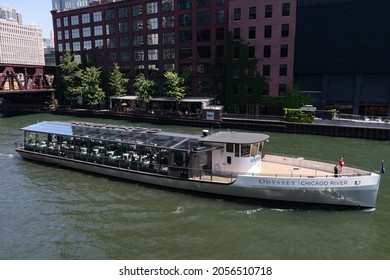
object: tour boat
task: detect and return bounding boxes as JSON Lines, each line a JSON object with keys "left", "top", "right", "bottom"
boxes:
{"left": 15, "top": 121, "right": 381, "bottom": 208}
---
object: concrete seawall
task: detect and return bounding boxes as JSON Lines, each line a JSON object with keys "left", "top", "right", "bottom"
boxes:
{"left": 52, "top": 110, "right": 390, "bottom": 141}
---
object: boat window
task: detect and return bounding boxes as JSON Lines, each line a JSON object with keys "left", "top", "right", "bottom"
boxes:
{"left": 227, "top": 156, "right": 231, "bottom": 164}
{"left": 226, "top": 143, "right": 233, "bottom": 153}
{"left": 241, "top": 144, "right": 250, "bottom": 157}
{"left": 234, "top": 144, "right": 240, "bottom": 157}
{"left": 250, "top": 143, "right": 259, "bottom": 156}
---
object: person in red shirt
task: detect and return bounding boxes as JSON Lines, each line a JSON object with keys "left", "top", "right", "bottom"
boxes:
{"left": 338, "top": 156, "right": 344, "bottom": 173}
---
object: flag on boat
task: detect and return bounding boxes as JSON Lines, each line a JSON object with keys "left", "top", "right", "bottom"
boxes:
{"left": 381, "top": 160, "right": 385, "bottom": 174}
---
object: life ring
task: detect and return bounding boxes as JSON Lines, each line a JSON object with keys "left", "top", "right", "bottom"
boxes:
{"left": 214, "top": 163, "right": 221, "bottom": 172}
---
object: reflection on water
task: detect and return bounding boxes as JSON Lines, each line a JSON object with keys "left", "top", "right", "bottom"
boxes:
{"left": 1, "top": 113, "right": 390, "bottom": 260}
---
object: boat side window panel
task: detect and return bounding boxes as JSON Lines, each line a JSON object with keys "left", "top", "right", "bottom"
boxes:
{"left": 241, "top": 144, "right": 250, "bottom": 157}
{"left": 234, "top": 144, "right": 240, "bottom": 157}
{"left": 250, "top": 143, "right": 259, "bottom": 156}
{"left": 226, "top": 143, "right": 233, "bottom": 153}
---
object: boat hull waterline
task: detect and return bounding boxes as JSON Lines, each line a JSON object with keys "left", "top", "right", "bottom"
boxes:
{"left": 16, "top": 149, "right": 380, "bottom": 208}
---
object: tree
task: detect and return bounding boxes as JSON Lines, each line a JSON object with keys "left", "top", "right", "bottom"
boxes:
{"left": 58, "top": 50, "right": 79, "bottom": 106}
{"left": 163, "top": 71, "right": 187, "bottom": 102}
{"left": 73, "top": 66, "right": 105, "bottom": 108}
{"left": 107, "top": 63, "right": 129, "bottom": 97}
{"left": 133, "top": 73, "right": 156, "bottom": 108}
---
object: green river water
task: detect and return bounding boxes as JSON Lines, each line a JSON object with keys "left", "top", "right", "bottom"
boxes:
{"left": 1, "top": 113, "right": 389, "bottom": 260}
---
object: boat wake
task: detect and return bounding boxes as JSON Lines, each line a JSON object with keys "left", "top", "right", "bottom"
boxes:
{"left": 0, "top": 153, "right": 14, "bottom": 159}
{"left": 172, "top": 206, "right": 184, "bottom": 214}
{"left": 362, "top": 207, "right": 376, "bottom": 212}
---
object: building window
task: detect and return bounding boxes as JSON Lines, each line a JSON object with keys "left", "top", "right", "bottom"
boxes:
{"left": 65, "top": 43, "right": 70, "bottom": 50}
{"left": 73, "top": 41, "right": 81, "bottom": 51}
{"left": 148, "top": 49, "right": 159, "bottom": 60}
{"left": 64, "top": 30, "right": 69, "bottom": 39}
{"left": 197, "top": 29, "right": 211, "bottom": 41}
{"left": 135, "top": 64, "right": 145, "bottom": 74}
{"left": 197, "top": 0, "right": 211, "bottom": 8}
{"left": 263, "top": 65, "right": 270, "bottom": 77}
{"left": 248, "top": 46, "right": 255, "bottom": 58}
{"left": 264, "top": 25, "right": 272, "bottom": 38}
{"left": 280, "top": 44, "right": 288, "bottom": 57}
{"left": 281, "top": 24, "right": 289, "bottom": 37}
{"left": 119, "top": 22, "right": 129, "bottom": 33}
{"left": 163, "top": 48, "right": 175, "bottom": 60}
{"left": 74, "top": 54, "right": 81, "bottom": 64}
{"left": 197, "top": 12, "right": 211, "bottom": 25}
{"left": 58, "top": 43, "right": 63, "bottom": 52}
{"left": 248, "top": 27, "right": 256, "bottom": 39}
{"left": 147, "top": 2, "right": 158, "bottom": 14}
{"left": 263, "top": 45, "right": 271, "bottom": 58}
{"left": 162, "top": 0, "right": 174, "bottom": 12}
{"left": 133, "top": 20, "right": 143, "bottom": 31}
{"left": 179, "top": 30, "right": 192, "bottom": 42}
{"left": 95, "top": 39, "right": 103, "bottom": 48}
{"left": 71, "top": 15, "right": 79, "bottom": 25}
{"left": 56, "top": 18, "right": 61, "bottom": 28}
{"left": 72, "top": 29, "right": 80, "bottom": 39}
{"left": 82, "top": 27, "right": 91, "bottom": 37}
{"left": 247, "top": 65, "right": 255, "bottom": 77}
{"left": 134, "top": 50, "right": 144, "bottom": 61}
{"left": 132, "top": 4, "right": 142, "bottom": 16}
{"left": 179, "top": 48, "right": 192, "bottom": 59}
{"left": 233, "top": 28, "right": 240, "bottom": 40}
{"left": 63, "top": 17, "right": 68, "bottom": 26}
{"left": 83, "top": 40, "right": 92, "bottom": 50}
{"left": 119, "top": 7, "right": 128, "bottom": 18}
{"left": 147, "top": 18, "right": 158, "bottom": 30}
{"left": 265, "top": 5, "right": 272, "bottom": 18}
{"left": 216, "top": 45, "right": 224, "bottom": 57}
{"left": 121, "top": 51, "right": 131, "bottom": 62}
{"left": 234, "top": 47, "right": 239, "bottom": 59}
{"left": 279, "top": 64, "right": 287, "bottom": 76}
{"left": 147, "top": 33, "right": 159, "bottom": 45}
{"left": 110, "top": 52, "right": 117, "bottom": 62}
{"left": 234, "top": 8, "right": 241, "bottom": 21}
{"left": 94, "top": 26, "right": 103, "bottom": 36}
{"left": 162, "top": 16, "right": 175, "bottom": 28}
{"left": 197, "top": 46, "right": 211, "bottom": 58}
{"left": 179, "top": 14, "right": 191, "bottom": 26}
{"left": 179, "top": 0, "right": 191, "bottom": 9}
{"left": 216, "top": 28, "right": 224, "bottom": 40}
{"left": 282, "top": 3, "right": 291, "bottom": 16}
{"left": 164, "top": 64, "right": 175, "bottom": 71}
{"left": 263, "top": 83, "right": 270, "bottom": 95}
{"left": 133, "top": 35, "right": 143, "bottom": 46}
{"left": 216, "top": 10, "right": 224, "bottom": 24}
{"left": 106, "top": 10, "right": 115, "bottom": 21}
{"left": 163, "top": 32, "right": 175, "bottom": 44}
{"left": 81, "top": 13, "right": 90, "bottom": 24}
{"left": 106, "top": 24, "right": 115, "bottom": 35}
{"left": 57, "top": 31, "right": 62, "bottom": 40}
{"left": 107, "top": 38, "right": 116, "bottom": 48}
{"left": 93, "top": 11, "right": 102, "bottom": 22}
{"left": 249, "top": 7, "right": 256, "bottom": 19}
{"left": 279, "top": 84, "right": 287, "bottom": 96}
{"left": 120, "top": 37, "right": 129, "bottom": 47}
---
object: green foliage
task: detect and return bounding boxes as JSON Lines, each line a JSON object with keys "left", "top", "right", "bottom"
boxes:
{"left": 58, "top": 50, "right": 80, "bottom": 105}
{"left": 283, "top": 87, "right": 301, "bottom": 109}
{"left": 133, "top": 73, "right": 156, "bottom": 107}
{"left": 284, "top": 108, "right": 315, "bottom": 123}
{"left": 73, "top": 66, "right": 105, "bottom": 108}
{"left": 108, "top": 63, "right": 129, "bottom": 97}
{"left": 163, "top": 71, "right": 187, "bottom": 102}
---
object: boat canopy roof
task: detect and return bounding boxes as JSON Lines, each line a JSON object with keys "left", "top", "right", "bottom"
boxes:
{"left": 21, "top": 121, "right": 269, "bottom": 150}
{"left": 201, "top": 131, "right": 269, "bottom": 144}
{"left": 21, "top": 121, "right": 205, "bottom": 151}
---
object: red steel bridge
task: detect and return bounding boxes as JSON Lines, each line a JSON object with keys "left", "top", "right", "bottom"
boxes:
{"left": 0, "top": 64, "right": 56, "bottom": 113}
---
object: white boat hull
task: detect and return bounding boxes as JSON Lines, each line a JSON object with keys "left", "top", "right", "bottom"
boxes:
{"left": 16, "top": 149, "right": 380, "bottom": 208}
